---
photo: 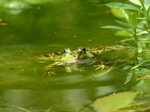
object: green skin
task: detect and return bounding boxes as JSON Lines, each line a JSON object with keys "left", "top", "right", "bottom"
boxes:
{"left": 34, "top": 46, "right": 123, "bottom": 76}
{"left": 35, "top": 47, "right": 95, "bottom": 76}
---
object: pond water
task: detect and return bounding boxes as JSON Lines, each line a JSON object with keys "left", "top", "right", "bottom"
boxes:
{"left": 1, "top": 0, "right": 149, "bottom": 112}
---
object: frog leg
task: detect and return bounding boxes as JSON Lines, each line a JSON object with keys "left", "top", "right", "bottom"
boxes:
{"left": 43, "top": 62, "right": 59, "bottom": 77}
{"left": 94, "top": 61, "right": 108, "bottom": 70}
{"left": 85, "top": 58, "right": 96, "bottom": 65}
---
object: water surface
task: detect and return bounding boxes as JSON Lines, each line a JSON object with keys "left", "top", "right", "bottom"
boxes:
{"left": 0, "top": 0, "right": 140, "bottom": 112}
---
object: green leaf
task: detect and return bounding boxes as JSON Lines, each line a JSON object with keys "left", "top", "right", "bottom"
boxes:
{"left": 144, "top": 0, "right": 150, "bottom": 10}
{"left": 129, "top": 0, "right": 141, "bottom": 6}
{"left": 124, "top": 72, "right": 133, "bottom": 84}
{"left": 101, "top": 25, "right": 131, "bottom": 33}
{"left": 115, "top": 20, "right": 137, "bottom": 29}
{"left": 137, "top": 17, "right": 147, "bottom": 20}
{"left": 137, "top": 41, "right": 143, "bottom": 53}
{"left": 148, "top": 6, "right": 150, "bottom": 19}
{"left": 114, "top": 20, "right": 145, "bottom": 30}
{"left": 106, "top": 2, "right": 141, "bottom": 12}
{"left": 120, "top": 38, "right": 134, "bottom": 42}
{"left": 139, "top": 0, "right": 150, "bottom": 10}
{"left": 131, "top": 60, "right": 150, "bottom": 69}
{"left": 92, "top": 92, "right": 137, "bottom": 112}
{"left": 120, "top": 9, "right": 129, "bottom": 22}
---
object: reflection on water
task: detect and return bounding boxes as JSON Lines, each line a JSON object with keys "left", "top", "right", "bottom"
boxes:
{"left": 0, "top": 86, "right": 115, "bottom": 112}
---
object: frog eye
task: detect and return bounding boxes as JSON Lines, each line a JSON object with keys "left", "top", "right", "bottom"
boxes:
{"left": 82, "top": 47, "right": 86, "bottom": 53}
{"left": 63, "top": 48, "right": 71, "bottom": 54}
{"left": 79, "top": 47, "right": 86, "bottom": 53}
{"left": 63, "top": 49, "right": 67, "bottom": 53}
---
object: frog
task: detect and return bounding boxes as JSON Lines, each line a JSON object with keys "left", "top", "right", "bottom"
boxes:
{"left": 34, "top": 47, "right": 95, "bottom": 76}
{"left": 33, "top": 45, "right": 132, "bottom": 76}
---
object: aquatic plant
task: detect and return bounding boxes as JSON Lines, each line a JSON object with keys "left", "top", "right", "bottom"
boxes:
{"left": 102, "top": 0, "right": 150, "bottom": 80}
{"left": 92, "top": 1, "right": 150, "bottom": 111}
{"left": 102, "top": 1, "right": 150, "bottom": 55}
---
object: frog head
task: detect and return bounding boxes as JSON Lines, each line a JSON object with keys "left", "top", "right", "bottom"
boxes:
{"left": 60, "top": 48, "right": 78, "bottom": 63}
{"left": 62, "top": 48, "right": 73, "bottom": 57}
{"left": 60, "top": 47, "right": 95, "bottom": 63}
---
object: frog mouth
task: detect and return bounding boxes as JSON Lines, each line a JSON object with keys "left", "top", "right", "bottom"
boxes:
{"left": 61, "top": 58, "right": 95, "bottom": 64}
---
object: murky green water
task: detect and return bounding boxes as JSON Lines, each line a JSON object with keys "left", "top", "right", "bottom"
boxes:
{"left": 1, "top": 0, "right": 149, "bottom": 112}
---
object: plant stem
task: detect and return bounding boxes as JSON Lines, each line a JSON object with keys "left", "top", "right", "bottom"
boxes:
{"left": 133, "top": 29, "right": 139, "bottom": 64}
{"left": 133, "top": 29, "right": 138, "bottom": 41}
